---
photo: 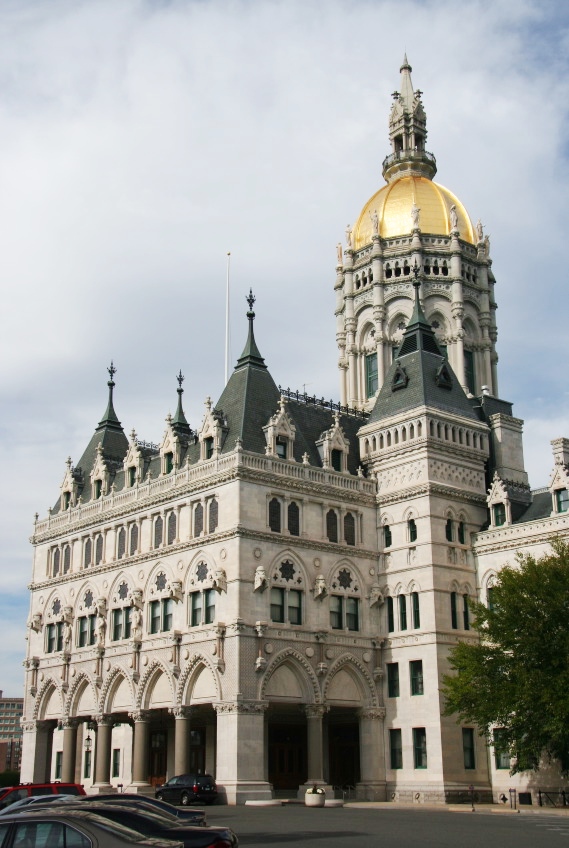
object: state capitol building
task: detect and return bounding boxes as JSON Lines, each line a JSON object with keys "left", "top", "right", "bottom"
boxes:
{"left": 20, "top": 58, "right": 569, "bottom": 804}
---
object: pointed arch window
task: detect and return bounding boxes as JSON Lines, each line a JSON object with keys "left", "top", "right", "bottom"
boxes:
{"left": 129, "top": 524, "right": 138, "bottom": 556}
{"left": 52, "top": 548, "right": 61, "bottom": 577}
{"left": 117, "top": 527, "right": 126, "bottom": 559}
{"left": 167, "top": 512, "right": 177, "bottom": 545}
{"left": 269, "top": 498, "right": 282, "bottom": 533}
{"left": 63, "top": 545, "right": 71, "bottom": 574}
{"left": 408, "top": 518, "right": 417, "bottom": 543}
{"left": 344, "top": 512, "right": 355, "bottom": 546}
{"left": 387, "top": 596, "right": 395, "bottom": 632}
{"left": 95, "top": 535, "right": 103, "bottom": 566}
{"left": 399, "top": 594, "right": 407, "bottom": 630}
{"left": 194, "top": 503, "right": 204, "bottom": 537}
{"left": 288, "top": 502, "right": 300, "bottom": 537}
{"left": 412, "top": 592, "right": 420, "bottom": 629}
{"left": 326, "top": 509, "right": 338, "bottom": 543}
{"left": 83, "top": 538, "right": 92, "bottom": 568}
{"left": 209, "top": 498, "right": 219, "bottom": 533}
{"left": 154, "top": 515, "right": 163, "bottom": 548}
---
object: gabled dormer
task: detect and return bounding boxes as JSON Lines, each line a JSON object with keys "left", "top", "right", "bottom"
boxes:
{"left": 263, "top": 398, "right": 296, "bottom": 460}
{"left": 59, "top": 457, "right": 82, "bottom": 511}
{"left": 90, "top": 443, "right": 111, "bottom": 500}
{"left": 160, "top": 415, "right": 182, "bottom": 474}
{"left": 199, "top": 397, "right": 227, "bottom": 461}
{"left": 487, "top": 472, "right": 511, "bottom": 528}
{"left": 123, "top": 430, "right": 144, "bottom": 487}
{"left": 316, "top": 412, "right": 350, "bottom": 472}
{"left": 549, "top": 438, "right": 569, "bottom": 515}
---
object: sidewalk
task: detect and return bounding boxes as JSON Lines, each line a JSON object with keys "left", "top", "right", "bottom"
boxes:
{"left": 344, "top": 801, "right": 569, "bottom": 816}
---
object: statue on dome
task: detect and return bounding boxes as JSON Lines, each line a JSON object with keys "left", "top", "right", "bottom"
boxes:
{"left": 345, "top": 225, "right": 353, "bottom": 248}
{"left": 476, "top": 218, "right": 484, "bottom": 243}
{"left": 336, "top": 243, "right": 343, "bottom": 265}
{"left": 370, "top": 209, "right": 379, "bottom": 236}
{"left": 483, "top": 233, "right": 491, "bottom": 256}
{"left": 449, "top": 205, "right": 459, "bottom": 231}
{"left": 411, "top": 204, "right": 421, "bottom": 230}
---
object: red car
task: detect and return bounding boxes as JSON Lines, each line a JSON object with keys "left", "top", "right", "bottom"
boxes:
{"left": 0, "top": 783, "right": 86, "bottom": 810}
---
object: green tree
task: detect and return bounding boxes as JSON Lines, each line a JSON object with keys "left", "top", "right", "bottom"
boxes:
{"left": 442, "top": 538, "right": 569, "bottom": 774}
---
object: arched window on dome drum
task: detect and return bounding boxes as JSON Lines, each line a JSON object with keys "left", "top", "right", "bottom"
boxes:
{"left": 117, "top": 527, "right": 126, "bottom": 559}
{"left": 167, "top": 512, "right": 176, "bottom": 545}
{"left": 288, "top": 502, "right": 300, "bottom": 537}
{"left": 52, "top": 548, "right": 60, "bottom": 577}
{"left": 344, "top": 512, "right": 355, "bottom": 546}
{"left": 385, "top": 263, "right": 392, "bottom": 279}
{"left": 194, "top": 503, "right": 203, "bottom": 537}
{"left": 129, "top": 524, "right": 138, "bottom": 556}
{"left": 84, "top": 538, "right": 92, "bottom": 568}
{"left": 95, "top": 534, "right": 103, "bottom": 565}
{"left": 209, "top": 498, "right": 218, "bottom": 533}
{"left": 269, "top": 498, "right": 281, "bottom": 533}
{"left": 154, "top": 515, "right": 163, "bottom": 548}
{"left": 326, "top": 509, "right": 338, "bottom": 543}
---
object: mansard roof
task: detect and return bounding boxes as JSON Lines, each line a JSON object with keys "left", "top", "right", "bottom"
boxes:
{"left": 368, "top": 280, "right": 479, "bottom": 425}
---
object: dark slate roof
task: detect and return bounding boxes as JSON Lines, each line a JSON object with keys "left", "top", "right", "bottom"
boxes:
{"left": 513, "top": 490, "right": 552, "bottom": 524}
{"left": 368, "top": 282, "right": 479, "bottom": 424}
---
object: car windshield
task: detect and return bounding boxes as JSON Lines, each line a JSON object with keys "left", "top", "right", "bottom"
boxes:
{"left": 86, "top": 805, "right": 180, "bottom": 829}
{"left": 93, "top": 798, "right": 179, "bottom": 822}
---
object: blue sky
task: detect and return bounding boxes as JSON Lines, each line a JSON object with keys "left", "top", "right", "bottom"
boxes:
{"left": 1, "top": 0, "right": 569, "bottom": 694}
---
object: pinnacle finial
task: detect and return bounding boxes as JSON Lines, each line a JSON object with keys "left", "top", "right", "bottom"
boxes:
{"left": 246, "top": 289, "right": 256, "bottom": 315}
{"left": 177, "top": 370, "right": 184, "bottom": 390}
{"left": 107, "top": 361, "right": 116, "bottom": 385}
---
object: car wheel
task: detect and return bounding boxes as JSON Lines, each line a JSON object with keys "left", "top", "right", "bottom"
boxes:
{"left": 156, "top": 792, "right": 164, "bottom": 801}
{"left": 180, "top": 792, "right": 190, "bottom": 806}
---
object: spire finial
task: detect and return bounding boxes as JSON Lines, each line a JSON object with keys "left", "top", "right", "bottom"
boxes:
{"left": 177, "top": 370, "right": 185, "bottom": 390}
{"left": 171, "top": 369, "right": 191, "bottom": 435}
{"left": 107, "top": 361, "right": 116, "bottom": 385}
{"left": 246, "top": 289, "right": 256, "bottom": 316}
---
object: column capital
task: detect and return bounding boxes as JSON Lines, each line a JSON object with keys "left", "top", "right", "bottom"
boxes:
{"left": 92, "top": 714, "right": 114, "bottom": 728}
{"left": 358, "top": 707, "right": 386, "bottom": 721}
{"left": 213, "top": 700, "right": 268, "bottom": 715}
{"left": 169, "top": 705, "right": 194, "bottom": 720}
{"left": 129, "top": 710, "right": 151, "bottom": 723}
{"left": 304, "top": 705, "right": 328, "bottom": 719}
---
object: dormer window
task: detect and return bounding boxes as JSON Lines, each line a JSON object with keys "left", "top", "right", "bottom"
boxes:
{"left": 276, "top": 437, "right": 287, "bottom": 460}
{"left": 204, "top": 437, "right": 214, "bottom": 460}
{"left": 63, "top": 491, "right": 71, "bottom": 511}
{"left": 94, "top": 480, "right": 102, "bottom": 500}
{"left": 164, "top": 452, "right": 173, "bottom": 474}
{"left": 331, "top": 449, "right": 342, "bottom": 472}
{"left": 493, "top": 504, "right": 506, "bottom": 526}
{"left": 128, "top": 466, "right": 136, "bottom": 487}
{"left": 556, "top": 489, "right": 569, "bottom": 514}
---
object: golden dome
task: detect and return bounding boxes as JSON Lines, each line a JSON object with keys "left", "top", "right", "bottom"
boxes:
{"left": 353, "top": 175, "right": 475, "bottom": 248}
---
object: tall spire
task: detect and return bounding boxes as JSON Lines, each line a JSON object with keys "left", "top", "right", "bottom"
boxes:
{"left": 235, "top": 289, "right": 267, "bottom": 370}
{"left": 171, "top": 369, "right": 192, "bottom": 436}
{"left": 383, "top": 56, "right": 436, "bottom": 183}
{"left": 97, "top": 361, "right": 123, "bottom": 432}
{"left": 397, "top": 263, "right": 441, "bottom": 357}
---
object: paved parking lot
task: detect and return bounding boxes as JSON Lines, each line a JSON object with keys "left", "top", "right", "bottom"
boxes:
{"left": 205, "top": 803, "right": 569, "bottom": 848}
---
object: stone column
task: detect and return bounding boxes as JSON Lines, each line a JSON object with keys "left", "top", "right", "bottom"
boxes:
{"left": 20, "top": 720, "right": 53, "bottom": 784}
{"left": 130, "top": 710, "right": 151, "bottom": 787}
{"left": 170, "top": 706, "right": 192, "bottom": 776}
{"left": 213, "top": 701, "right": 271, "bottom": 804}
{"left": 356, "top": 707, "right": 386, "bottom": 801}
{"left": 93, "top": 715, "right": 113, "bottom": 788}
{"left": 61, "top": 718, "right": 78, "bottom": 783}
{"left": 305, "top": 705, "right": 327, "bottom": 785}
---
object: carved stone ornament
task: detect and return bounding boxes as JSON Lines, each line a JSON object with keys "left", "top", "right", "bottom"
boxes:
{"left": 313, "top": 575, "right": 327, "bottom": 599}
{"left": 212, "top": 568, "right": 227, "bottom": 594}
{"left": 28, "top": 613, "right": 43, "bottom": 633}
{"left": 213, "top": 701, "right": 268, "bottom": 715}
{"left": 254, "top": 566, "right": 268, "bottom": 592}
{"left": 369, "top": 585, "right": 384, "bottom": 608}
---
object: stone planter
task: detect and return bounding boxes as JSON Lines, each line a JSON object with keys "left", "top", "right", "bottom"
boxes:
{"left": 305, "top": 791, "right": 326, "bottom": 807}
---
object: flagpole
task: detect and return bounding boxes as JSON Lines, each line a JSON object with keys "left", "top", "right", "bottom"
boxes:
{"left": 225, "top": 252, "right": 231, "bottom": 385}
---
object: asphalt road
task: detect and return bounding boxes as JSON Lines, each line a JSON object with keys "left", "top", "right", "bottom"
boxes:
{"left": 205, "top": 804, "right": 569, "bottom": 848}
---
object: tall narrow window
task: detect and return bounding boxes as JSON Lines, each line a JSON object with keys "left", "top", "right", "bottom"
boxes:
{"left": 331, "top": 449, "right": 342, "bottom": 472}
{"left": 288, "top": 502, "right": 300, "bottom": 536}
{"left": 149, "top": 599, "right": 173, "bottom": 634}
{"left": 204, "top": 437, "right": 214, "bottom": 459}
{"left": 463, "top": 595, "right": 470, "bottom": 631}
{"left": 458, "top": 521, "right": 466, "bottom": 544}
{"left": 95, "top": 535, "right": 103, "bottom": 565}
{"left": 84, "top": 749, "right": 92, "bottom": 779}
{"left": 63, "top": 491, "right": 71, "bottom": 510}
{"left": 399, "top": 594, "right": 407, "bottom": 630}
{"left": 288, "top": 590, "right": 302, "bottom": 625}
{"left": 390, "top": 729, "right": 403, "bottom": 769}
{"left": 78, "top": 615, "right": 97, "bottom": 648}
{"left": 450, "top": 592, "right": 458, "bottom": 629}
{"left": 366, "top": 352, "right": 378, "bottom": 397}
{"left": 55, "top": 751, "right": 63, "bottom": 780}
{"left": 194, "top": 503, "right": 204, "bottom": 537}
{"left": 117, "top": 528, "right": 126, "bottom": 559}
{"left": 190, "top": 592, "right": 202, "bottom": 627}
{"left": 487, "top": 586, "right": 496, "bottom": 611}
{"left": 387, "top": 597, "right": 394, "bottom": 633}
{"left": 63, "top": 545, "right": 71, "bottom": 574}
{"left": 493, "top": 503, "right": 506, "bottom": 526}
{"left": 269, "top": 498, "right": 281, "bottom": 533}
{"left": 493, "top": 729, "right": 510, "bottom": 769}
{"left": 53, "top": 549, "right": 61, "bottom": 577}
{"left": 326, "top": 510, "right": 338, "bottom": 543}
{"left": 209, "top": 498, "right": 219, "bottom": 533}
{"left": 383, "top": 525, "right": 392, "bottom": 548}
{"left": 129, "top": 524, "right": 138, "bottom": 556}
{"left": 154, "top": 515, "right": 163, "bottom": 548}
{"left": 410, "top": 660, "right": 424, "bottom": 695}
{"left": 462, "top": 728, "right": 475, "bottom": 769}
{"left": 330, "top": 595, "right": 342, "bottom": 630}
{"left": 164, "top": 452, "right": 173, "bottom": 474}
{"left": 464, "top": 350, "right": 476, "bottom": 395}
{"left": 84, "top": 539, "right": 92, "bottom": 568}
{"left": 112, "top": 607, "right": 132, "bottom": 641}
{"left": 167, "top": 512, "right": 177, "bottom": 545}
{"left": 408, "top": 518, "right": 417, "bottom": 542}
{"left": 445, "top": 518, "right": 454, "bottom": 542}
{"left": 276, "top": 437, "right": 287, "bottom": 459}
{"left": 112, "top": 748, "right": 120, "bottom": 778}
{"left": 94, "top": 479, "right": 102, "bottom": 500}
{"left": 128, "top": 466, "right": 136, "bottom": 487}
{"left": 346, "top": 597, "right": 359, "bottom": 631}
{"left": 204, "top": 589, "right": 216, "bottom": 624}
{"left": 270, "top": 588, "right": 285, "bottom": 623}
{"left": 412, "top": 592, "right": 420, "bottom": 629}
{"left": 387, "top": 663, "right": 399, "bottom": 698}
{"left": 413, "top": 728, "right": 427, "bottom": 769}
{"left": 556, "top": 489, "right": 569, "bottom": 513}
{"left": 46, "top": 622, "right": 63, "bottom": 653}
{"left": 344, "top": 513, "right": 355, "bottom": 546}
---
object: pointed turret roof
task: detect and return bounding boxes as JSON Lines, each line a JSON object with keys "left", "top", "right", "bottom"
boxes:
{"left": 368, "top": 274, "right": 478, "bottom": 424}
{"left": 171, "top": 370, "right": 192, "bottom": 437}
{"left": 398, "top": 54, "right": 415, "bottom": 113}
{"left": 235, "top": 289, "right": 267, "bottom": 370}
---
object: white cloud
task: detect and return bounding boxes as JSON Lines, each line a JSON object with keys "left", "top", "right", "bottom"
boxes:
{"left": 1, "top": 0, "right": 569, "bottom": 693}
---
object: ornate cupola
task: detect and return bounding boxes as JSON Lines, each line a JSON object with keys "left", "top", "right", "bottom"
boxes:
{"left": 335, "top": 58, "right": 499, "bottom": 415}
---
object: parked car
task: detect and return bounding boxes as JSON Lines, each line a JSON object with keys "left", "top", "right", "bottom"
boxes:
{"left": 0, "top": 807, "right": 184, "bottom": 847}
{"left": 155, "top": 775, "right": 218, "bottom": 806}
{"left": 53, "top": 802, "right": 237, "bottom": 847}
{"left": 0, "top": 794, "right": 78, "bottom": 815}
{"left": 0, "top": 783, "right": 86, "bottom": 810}
{"left": 81, "top": 793, "right": 207, "bottom": 825}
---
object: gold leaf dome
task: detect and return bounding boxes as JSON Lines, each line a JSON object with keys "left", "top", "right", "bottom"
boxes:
{"left": 353, "top": 175, "right": 475, "bottom": 248}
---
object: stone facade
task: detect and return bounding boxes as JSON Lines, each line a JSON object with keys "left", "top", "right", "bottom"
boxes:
{"left": 20, "top": 58, "right": 569, "bottom": 805}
